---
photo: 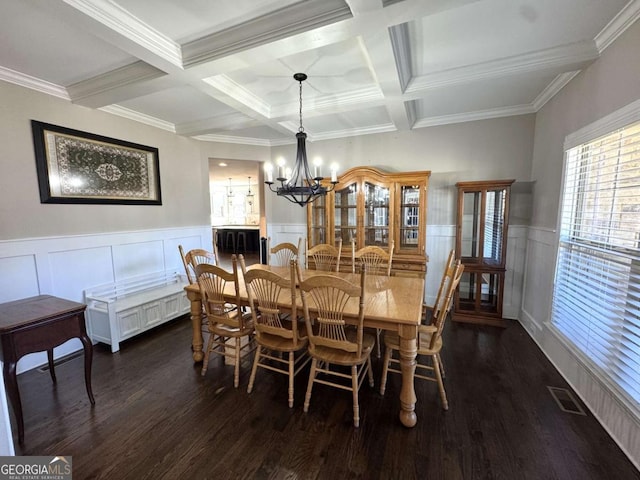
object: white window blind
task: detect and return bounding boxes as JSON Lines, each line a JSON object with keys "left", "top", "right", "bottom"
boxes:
{"left": 551, "top": 119, "right": 640, "bottom": 410}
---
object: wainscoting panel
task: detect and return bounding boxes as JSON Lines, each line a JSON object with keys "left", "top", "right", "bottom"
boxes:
{"left": 0, "top": 225, "right": 211, "bottom": 374}
{"left": 49, "top": 246, "right": 114, "bottom": 303}
{"left": 503, "top": 225, "right": 528, "bottom": 319}
{"left": 0, "top": 255, "right": 39, "bottom": 303}
{"left": 521, "top": 227, "right": 556, "bottom": 331}
{"left": 113, "top": 240, "right": 165, "bottom": 280}
{"left": 424, "top": 225, "right": 455, "bottom": 306}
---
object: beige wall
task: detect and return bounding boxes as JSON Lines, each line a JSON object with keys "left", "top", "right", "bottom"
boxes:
{"left": 0, "top": 82, "right": 210, "bottom": 240}
{"left": 0, "top": 76, "right": 535, "bottom": 241}
{"left": 267, "top": 114, "right": 536, "bottom": 225}
{"left": 530, "top": 19, "right": 640, "bottom": 229}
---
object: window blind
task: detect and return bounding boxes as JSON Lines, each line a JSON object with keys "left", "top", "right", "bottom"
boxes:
{"left": 551, "top": 120, "right": 640, "bottom": 410}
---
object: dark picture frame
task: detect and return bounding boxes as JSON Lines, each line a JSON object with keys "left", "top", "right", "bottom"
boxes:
{"left": 31, "top": 120, "right": 162, "bottom": 205}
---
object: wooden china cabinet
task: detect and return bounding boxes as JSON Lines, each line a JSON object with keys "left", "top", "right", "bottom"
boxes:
{"left": 306, "top": 166, "right": 430, "bottom": 276}
{"left": 453, "top": 179, "right": 514, "bottom": 327}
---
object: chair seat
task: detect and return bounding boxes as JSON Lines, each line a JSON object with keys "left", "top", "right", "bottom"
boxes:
{"left": 257, "top": 331, "right": 308, "bottom": 352}
{"left": 383, "top": 325, "right": 442, "bottom": 355}
{"left": 209, "top": 313, "right": 254, "bottom": 337}
{"left": 310, "top": 331, "right": 375, "bottom": 366}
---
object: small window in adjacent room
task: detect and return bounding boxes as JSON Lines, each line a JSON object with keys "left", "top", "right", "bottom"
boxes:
{"left": 551, "top": 110, "right": 640, "bottom": 414}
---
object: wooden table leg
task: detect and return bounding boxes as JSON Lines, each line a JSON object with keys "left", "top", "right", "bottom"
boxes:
{"left": 3, "top": 360, "right": 24, "bottom": 444}
{"left": 398, "top": 324, "right": 418, "bottom": 428}
{"left": 186, "top": 290, "right": 204, "bottom": 362}
{"left": 79, "top": 332, "right": 95, "bottom": 405}
{"left": 47, "top": 348, "right": 57, "bottom": 383}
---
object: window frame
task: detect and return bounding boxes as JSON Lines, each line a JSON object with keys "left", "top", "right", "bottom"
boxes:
{"left": 549, "top": 98, "right": 640, "bottom": 418}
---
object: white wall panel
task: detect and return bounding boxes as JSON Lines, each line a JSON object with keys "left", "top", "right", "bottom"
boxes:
{"left": 424, "top": 225, "right": 455, "bottom": 306}
{"left": 49, "top": 246, "right": 113, "bottom": 302}
{"left": 521, "top": 227, "right": 556, "bottom": 331}
{"left": 113, "top": 240, "right": 165, "bottom": 279}
{"left": 0, "top": 255, "right": 39, "bottom": 303}
{"left": 503, "top": 225, "right": 528, "bottom": 319}
{"left": 0, "top": 225, "right": 211, "bottom": 375}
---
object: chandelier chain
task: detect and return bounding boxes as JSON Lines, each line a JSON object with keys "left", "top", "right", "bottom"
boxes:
{"left": 298, "top": 80, "right": 304, "bottom": 133}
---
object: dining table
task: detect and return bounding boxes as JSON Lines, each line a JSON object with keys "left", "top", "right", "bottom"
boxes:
{"left": 184, "top": 264, "right": 424, "bottom": 428}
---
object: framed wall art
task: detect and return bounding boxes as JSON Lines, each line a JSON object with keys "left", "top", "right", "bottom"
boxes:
{"left": 31, "top": 120, "right": 162, "bottom": 205}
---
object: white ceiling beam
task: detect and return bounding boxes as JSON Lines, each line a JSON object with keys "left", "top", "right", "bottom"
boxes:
{"left": 345, "top": 0, "right": 384, "bottom": 15}
{"left": 182, "top": 0, "right": 353, "bottom": 68}
{"left": 49, "top": 0, "right": 182, "bottom": 71}
{"left": 358, "top": 24, "right": 413, "bottom": 129}
{"left": 67, "top": 61, "right": 171, "bottom": 107}
{"left": 175, "top": 114, "right": 261, "bottom": 137}
{"left": 406, "top": 40, "right": 600, "bottom": 96}
{"left": 188, "top": 0, "right": 481, "bottom": 78}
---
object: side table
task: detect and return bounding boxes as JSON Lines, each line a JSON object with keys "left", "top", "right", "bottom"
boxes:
{"left": 0, "top": 295, "right": 95, "bottom": 444}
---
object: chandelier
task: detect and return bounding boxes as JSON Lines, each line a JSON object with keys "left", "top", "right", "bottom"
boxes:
{"left": 226, "top": 177, "right": 234, "bottom": 203}
{"left": 246, "top": 176, "right": 254, "bottom": 213}
{"left": 264, "top": 73, "right": 338, "bottom": 207}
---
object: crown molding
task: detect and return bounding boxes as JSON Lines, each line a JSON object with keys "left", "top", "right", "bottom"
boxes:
{"left": 99, "top": 105, "right": 176, "bottom": 132}
{"left": 0, "top": 67, "right": 69, "bottom": 100}
{"left": 175, "top": 113, "right": 259, "bottom": 136}
{"left": 191, "top": 134, "right": 272, "bottom": 146}
{"left": 532, "top": 71, "right": 580, "bottom": 111}
{"left": 564, "top": 97, "right": 640, "bottom": 150}
{"left": 595, "top": 0, "right": 640, "bottom": 52}
{"left": 405, "top": 100, "right": 417, "bottom": 128}
{"left": 63, "top": 0, "right": 182, "bottom": 67}
{"left": 388, "top": 22, "right": 412, "bottom": 92}
{"left": 67, "top": 61, "right": 167, "bottom": 105}
{"left": 203, "top": 75, "right": 271, "bottom": 118}
{"left": 407, "top": 40, "right": 599, "bottom": 93}
{"left": 413, "top": 104, "right": 535, "bottom": 129}
{"left": 309, "top": 123, "right": 396, "bottom": 141}
{"left": 181, "top": 0, "right": 352, "bottom": 67}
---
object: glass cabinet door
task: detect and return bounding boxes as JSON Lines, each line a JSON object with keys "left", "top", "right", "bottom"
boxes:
{"left": 461, "top": 191, "right": 482, "bottom": 260}
{"left": 454, "top": 179, "right": 513, "bottom": 325}
{"left": 456, "top": 271, "right": 503, "bottom": 316}
{"left": 308, "top": 194, "right": 327, "bottom": 247}
{"left": 363, "top": 182, "right": 390, "bottom": 247}
{"left": 334, "top": 182, "right": 358, "bottom": 246}
{"left": 483, "top": 188, "right": 507, "bottom": 265}
{"left": 398, "top": 184, "right": 422, "bottom": 253}
{"left": 460, "top": 187, "right": 508, "bottom": 265}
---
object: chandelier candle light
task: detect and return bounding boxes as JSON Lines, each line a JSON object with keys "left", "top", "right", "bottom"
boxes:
{"left": 264, "top": 73, "right": 339, "bottom": 206}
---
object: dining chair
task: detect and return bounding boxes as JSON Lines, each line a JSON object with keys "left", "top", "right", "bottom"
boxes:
{"left": 266, "top": 237, "right": 301, "bottom": 267}
{"left": 423, "top": 249, "right": 456, "bottom": 378}
{"left": 351, "top": 240, "right": 394, "bottom": 276}
{"left": 379, "top": 259, "right": 464, "bottom": 410}
{"left": 179, "top": 245, "right": 218, "bottom": 285}
{"left": 241, "top": 256, "right": 310, "bottom": 407}
{"left": 212, "top": 228, "right": 221, "bottom": 261}
{"left": 195, "top": 256, "right": 255, "bottom": 388}
{"left": 296, "top": 263, "right": 374, "bottom": 427}
{"left": 306, "top": 239, "right": 342, "bottom": 272}
{"left": 351, "top": 240, "right": 395, "bottom": 357}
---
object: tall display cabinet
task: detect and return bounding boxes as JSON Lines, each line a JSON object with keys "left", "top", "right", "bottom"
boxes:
{"left": 307, "top": 167, "right": 430, "bottom": 276}
{"left": 453, "top": 179, "right": 514, "bottom": 327}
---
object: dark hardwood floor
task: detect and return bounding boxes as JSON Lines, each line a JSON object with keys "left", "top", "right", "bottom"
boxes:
{"left": 11, "top": 315, "right": 640, "bottom": 479}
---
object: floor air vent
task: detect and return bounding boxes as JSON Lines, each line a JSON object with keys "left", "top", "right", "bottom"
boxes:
{"left": 37, "top": 351, "right": 84, "bottom": 373}
{"left": 547, "top": 386, "right": 586, "bottom": 415}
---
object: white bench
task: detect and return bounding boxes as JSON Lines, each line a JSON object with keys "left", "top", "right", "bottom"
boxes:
{"left": 84, "top": 270, "right": 190, "bottom": 353}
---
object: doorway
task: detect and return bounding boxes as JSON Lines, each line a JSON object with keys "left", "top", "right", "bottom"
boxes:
{"left": 209, "top": 158, "right": 264, "bottom": 266}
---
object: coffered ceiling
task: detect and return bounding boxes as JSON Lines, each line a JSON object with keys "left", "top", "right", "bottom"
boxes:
{"left": 1, "top": 0, "right": 637, "bottom": 146}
